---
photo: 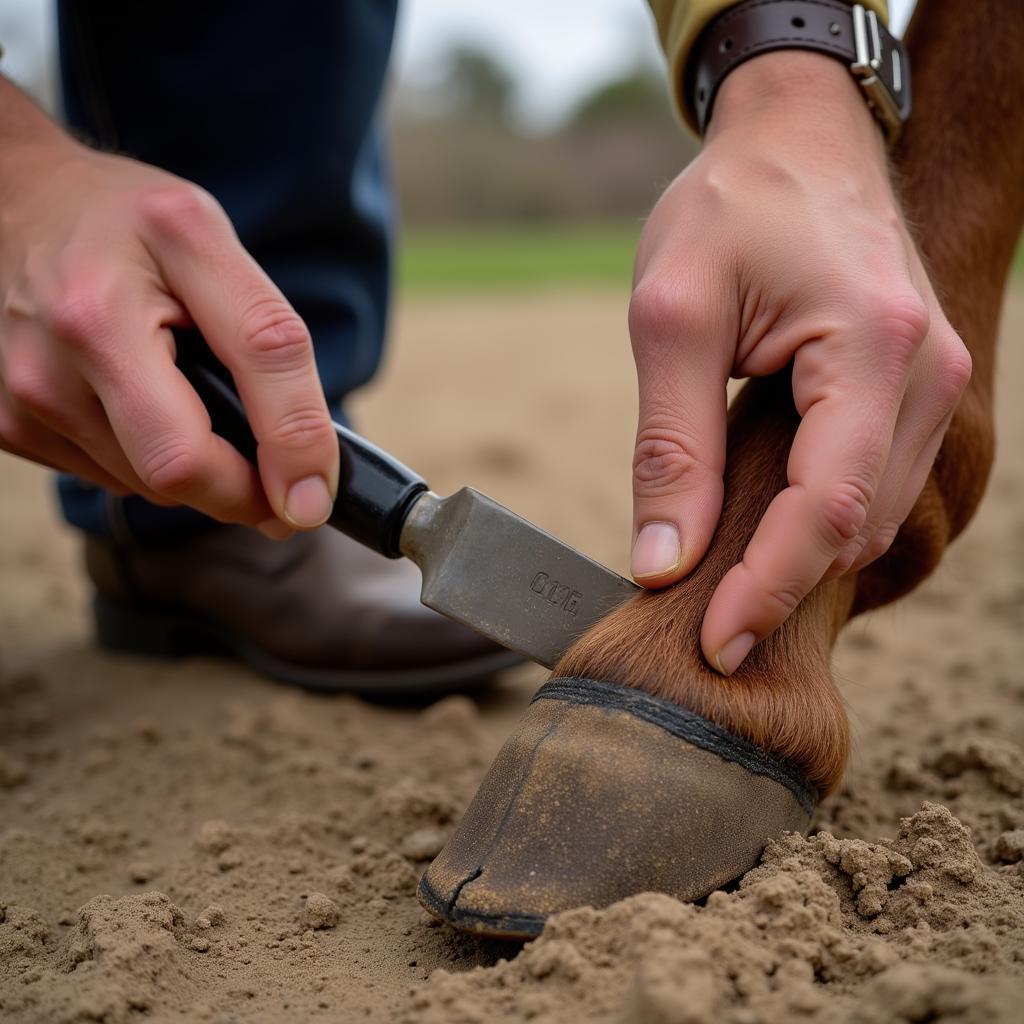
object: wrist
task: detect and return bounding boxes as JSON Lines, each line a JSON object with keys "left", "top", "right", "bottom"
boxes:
{"left": 707, "top": 50, "right": 885, "bottom": 159}
{"left": 0, "top": 76, "right": 81, "bottom": 188}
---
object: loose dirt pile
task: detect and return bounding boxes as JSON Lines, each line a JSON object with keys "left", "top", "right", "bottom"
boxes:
{"left": 2, "top": 292, "right": 1023, "bottom": 1022}
{"left": 409, "top": 801, "right": 1024, "bottom": 1024}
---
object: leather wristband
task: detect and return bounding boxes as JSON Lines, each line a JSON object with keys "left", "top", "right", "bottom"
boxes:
{"left": 687, "top": 0, "right": 911, "bottom": 143}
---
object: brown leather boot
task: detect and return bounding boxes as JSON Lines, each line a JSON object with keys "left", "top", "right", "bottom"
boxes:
{"left": 85, "top": 525, "right": 522, "bottom": 695}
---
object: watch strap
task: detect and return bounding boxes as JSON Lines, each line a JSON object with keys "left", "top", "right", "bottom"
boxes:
{"left": 687, "top": 0, "right": 910, "bottom": 141}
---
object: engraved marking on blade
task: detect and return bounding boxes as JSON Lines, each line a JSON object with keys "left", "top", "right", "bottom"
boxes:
{"left": 529, "top": 571, "right": 583, "bottom": 618}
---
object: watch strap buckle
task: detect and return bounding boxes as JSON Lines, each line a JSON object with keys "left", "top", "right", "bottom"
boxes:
{"left": 851, "top": 4, "right": 911, "bottom": 143}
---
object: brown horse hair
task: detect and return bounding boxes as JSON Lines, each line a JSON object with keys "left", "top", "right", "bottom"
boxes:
{"left": 554, "top": 0, "right": 1024, "bottom": 799}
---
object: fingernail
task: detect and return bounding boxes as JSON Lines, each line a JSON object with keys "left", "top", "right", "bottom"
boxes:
{"left": 712, "top": 632, "right": 757, "bottom": 676}
{"left": 257, "top": 518, "right": 294, "bottom": 542}
{"left": 284, "top": 475, "right": 332, "bottom": 528}
{"left": 631, "top": 522, "right": 681, "bottom": 580}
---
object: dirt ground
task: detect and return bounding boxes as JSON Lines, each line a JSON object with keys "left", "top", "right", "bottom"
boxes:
{"left": 1, "top": 287, "right": 1022, "bottom": 1024}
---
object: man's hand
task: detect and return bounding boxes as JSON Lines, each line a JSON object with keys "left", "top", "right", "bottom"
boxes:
{"left": 628, "top": 52, "right": 971, "bottom": 675}
{"left": 0, "top": 79, "right": 338, "bottom": 536}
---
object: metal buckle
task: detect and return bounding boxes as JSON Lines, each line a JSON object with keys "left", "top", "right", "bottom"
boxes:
{"left": 850, "top": 4, "right": 909, "bottom": 144}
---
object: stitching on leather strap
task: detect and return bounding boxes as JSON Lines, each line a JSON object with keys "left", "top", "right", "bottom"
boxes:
{"left": 714, "top": 0, "right": 855, "bottom": 28}
{"left": 534, "top": 676, "right": 818, "bottom": 815}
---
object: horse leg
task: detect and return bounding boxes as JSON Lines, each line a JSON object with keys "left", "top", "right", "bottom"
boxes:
{"left": 419, "top": 0, "right": 1024, "bottom": 938}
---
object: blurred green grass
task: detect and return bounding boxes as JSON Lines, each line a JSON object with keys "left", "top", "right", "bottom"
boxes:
{"left": 398, "top": 223, "right": 1024, "bottom": 293}
{"left": 397, "top": 223, "right": 640, "bottom": 292}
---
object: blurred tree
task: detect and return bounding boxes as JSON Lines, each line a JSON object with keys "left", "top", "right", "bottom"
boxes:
{"left": 390, "top": 44, "right": 697, "bottom": 226}
{"left": 434, "top": 45, "right": 517, "bottom": 127}
{"left": 568, "top": 66, "right": 673, "bottom": 131}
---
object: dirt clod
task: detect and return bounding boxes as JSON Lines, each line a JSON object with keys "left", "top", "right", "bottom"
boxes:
{"left": 303, "top": 893, "right": 340, "bottom": 930}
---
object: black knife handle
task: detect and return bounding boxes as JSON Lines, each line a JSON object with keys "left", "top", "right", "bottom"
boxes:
{"left": 176, "top": 338, "right": 427, "bottom": 558}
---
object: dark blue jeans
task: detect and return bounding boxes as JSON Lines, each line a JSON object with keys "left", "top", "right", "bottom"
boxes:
{"left": 55, "top": 1, "right": 396, "bottom": 539}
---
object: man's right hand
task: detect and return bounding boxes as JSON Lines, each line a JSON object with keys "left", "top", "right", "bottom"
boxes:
{"left": 0, "top": 80, "right": 338, "bottom": 537}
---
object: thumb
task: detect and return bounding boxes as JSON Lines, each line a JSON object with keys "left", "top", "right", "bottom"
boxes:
{"left": 628, "top": 287, "right": 729, "bottom": 588}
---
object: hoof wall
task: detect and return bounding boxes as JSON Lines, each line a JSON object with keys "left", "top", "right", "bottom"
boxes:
{"left": 419, "top": 677, "right": 816, "bottom": 939}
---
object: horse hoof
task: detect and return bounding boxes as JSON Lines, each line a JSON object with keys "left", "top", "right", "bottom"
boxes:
{"left": 418, "top": 677, "right": 817, "bottom": 939}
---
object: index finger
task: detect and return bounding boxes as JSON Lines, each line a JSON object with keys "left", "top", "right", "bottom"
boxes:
{"left": 142, "top": 185, "right": 339, "bottom": 529}
{"left": 700, "top": 326, "right": 914, "bottom": 674}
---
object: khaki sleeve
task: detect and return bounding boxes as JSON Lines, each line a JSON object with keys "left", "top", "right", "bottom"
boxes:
{"left": 648, "top": 0, "right": 890, "bottom": 131}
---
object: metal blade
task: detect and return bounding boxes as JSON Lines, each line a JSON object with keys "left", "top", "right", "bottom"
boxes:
{"left": 399, "top": 488, "right": 639, "bottom": 669}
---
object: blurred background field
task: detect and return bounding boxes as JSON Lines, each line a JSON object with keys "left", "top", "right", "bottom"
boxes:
{"left": 398, "top": 224, "right": 638, "bottom": 291}
{"left": 6, "top": 0, "right": 1016, "bottom": 298}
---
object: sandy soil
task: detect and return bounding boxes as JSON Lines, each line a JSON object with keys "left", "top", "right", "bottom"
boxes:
{"left": 1, "top": 287, "right": 1022, "bottom": 1023}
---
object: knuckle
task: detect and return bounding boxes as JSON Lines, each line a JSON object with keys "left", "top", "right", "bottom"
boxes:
{"left": 238, "top": 299, "right": 312, "bottom": 370}
{"left": 138, "top": 182, "right": 222, "bottom": 241}
{"left": 861, "top": 525, "right": 898, "bottom": 564}
{"left": 139, "top": 437, "right": 203, "bottom": 495}
{"left": 830, "top": 549, "right": 858, "bottom": 577}
{"left": 628, "top": 279, "right": 704, "bottom": 351}
{"left": 934, "top": 334, "right": 973, "bottom": 405}
{"left": 267, "top": 405, "right": 334, "bottom": 452}
{"left": 4, "top": 354, "right": 53, "bottom": 416}
{"left": 757, "top": 576, "right": 806, "bottom": 620}
{"left": 50, "top": 279, "right": 117, "bottom": 348}
{"left": 633, "top": 425, "right": 707, "bottom": 499}
{"left": 829, "top": 537, "right": 865, "bottom": 577}
{"left": 867, "top": 291, "right": 930, "bottom": 363}
{"left": 817, "top": 478, "right": 874, "bottom": 548}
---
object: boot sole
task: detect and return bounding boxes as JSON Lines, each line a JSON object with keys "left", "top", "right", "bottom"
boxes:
{"left": 92, "top": 594, "right": 524, "bottom": 697}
